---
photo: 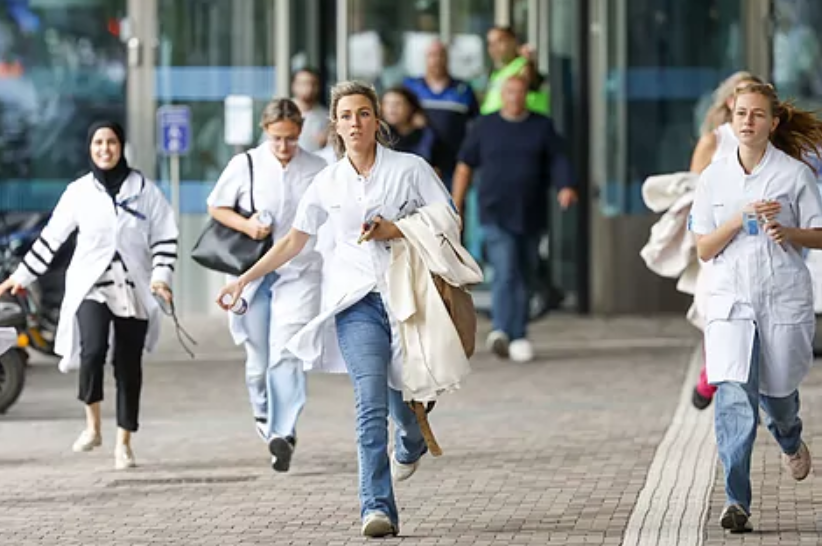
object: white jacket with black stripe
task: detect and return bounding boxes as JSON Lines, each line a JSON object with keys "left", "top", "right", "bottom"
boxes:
{"left": 11, "top": 171, "right": 178, "bottom": 372}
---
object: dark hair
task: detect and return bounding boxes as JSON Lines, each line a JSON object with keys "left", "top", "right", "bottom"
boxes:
{"left": 259, "top": 98, "right": 303, "bottom": 130}
{"left": 291, "top": 67, "right": 321, "bottom": 85}
{"left": 734, "top": 83, "right": 822, "bottom": 167}
{"left": 382, "top": 86, "right": 425, "bottom": 121}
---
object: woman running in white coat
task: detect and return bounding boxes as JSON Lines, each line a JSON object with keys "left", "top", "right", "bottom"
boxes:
{"left": 207, "top": 98, "right": 327, "bottom": 472}
{"left": 217, "top": 81, "right": 455, "bottom": 538}
{"left": 688, "top": 71, "right": 764, "bottom": 410}
{"left": 0, "top": 121, "right": 177, "bottom": 469}
{"left": 689, "top": 82, "right": 822, "bottom": 533}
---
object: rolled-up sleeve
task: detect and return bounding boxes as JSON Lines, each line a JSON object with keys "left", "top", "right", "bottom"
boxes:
{"left": 292, "top": 179, "right": 328, "bottom": 235}
{"left": 795, "top": 166, "right": 822, "bottom": 229}
{"left": 689, "top": 172, "right": 715, "bottom": 235}
{"left": 206, "top": 154, "right": 247, "bottom": 209}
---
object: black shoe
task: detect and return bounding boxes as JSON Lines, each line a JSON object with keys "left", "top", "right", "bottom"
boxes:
{"left": 692, "top": 387, "right": 713, "bottom": 410}
{"left": 269, "top": 436, "right": 295, "bottom": 473}
{"left": 720, "top": 504, "right": 753, "bottom": 533}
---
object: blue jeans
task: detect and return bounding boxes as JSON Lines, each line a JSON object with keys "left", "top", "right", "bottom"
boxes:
{"left": 243, "top": 273, "right": 306, "bottom": 439}
{"left": 335, "top": 293, "right": 426, "bottom": 526}
{"left": 482, "top": 223, "right": 540, "bottom": 340}
{"left": 714, "top": 328, "right": 803, "bottom": 514}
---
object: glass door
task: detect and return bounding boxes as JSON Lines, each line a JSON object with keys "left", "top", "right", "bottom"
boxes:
{"left": 126, "top": 0, "right": 278, "bottom": 315}
{"left": 1, "top": 0, "right": 127, "bottom": 212}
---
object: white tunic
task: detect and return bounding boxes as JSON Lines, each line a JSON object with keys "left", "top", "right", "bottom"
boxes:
{"left": 285, "top": 144, "right": 454, "bottom": 388}
{"left": 689, "top": 143, "right": 822, "bottom": 396}
{"left": 11, "top": 171, "right": 178, "bottom": 372}
{"left": 692, "top": 122, "right": 740, "bottom": 328}
{"left": 207, "top": 144, "right": 327, "bottom": 347}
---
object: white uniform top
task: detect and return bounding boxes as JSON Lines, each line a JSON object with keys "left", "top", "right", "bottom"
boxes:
{"left": 11, "top": 171, "right": 178, "bottom": 372}
{"left": 207, "top": 143, "right": 327, "bottom": 346}
{"left": 285, "top": 144, "right": 454, "bottom": 387}
{"left": 85, "top": 253, "right": 147, "bottom": 319}
{"left": 689, "top": 143, "right": 822, "bottom": 396}
{"left": 693, "top": 122, "right": 740, "bottom": 327}
{"left": 713, "top": 122, "right": 737, "bottom": 162}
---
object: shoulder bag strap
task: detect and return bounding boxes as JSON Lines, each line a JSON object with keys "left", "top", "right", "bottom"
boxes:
{"left": 245, "top": 151, "right": 256, "bottom": 212}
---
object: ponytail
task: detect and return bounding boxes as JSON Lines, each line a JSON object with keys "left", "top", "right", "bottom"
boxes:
{"left": 771, "top": 102, "right": 822, "bottom": 167}
{"left": 735, "top": 83, "right": 822, "bottom": 167}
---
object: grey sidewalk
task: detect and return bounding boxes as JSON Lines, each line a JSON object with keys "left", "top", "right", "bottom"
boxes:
{"left": 2, "top": 315, "right": 820, "bottom": 545}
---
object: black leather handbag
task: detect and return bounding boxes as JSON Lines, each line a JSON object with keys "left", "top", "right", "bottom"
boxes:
{"left": 191, "top": 152, "right": 272, "bottom": 276}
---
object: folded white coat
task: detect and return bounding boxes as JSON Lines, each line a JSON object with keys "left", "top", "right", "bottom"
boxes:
{"left": 639, "top": 171, "right": 709, "bottom": 329}
{"left": 387, "top": 202, "right": 483, "bottom": 403}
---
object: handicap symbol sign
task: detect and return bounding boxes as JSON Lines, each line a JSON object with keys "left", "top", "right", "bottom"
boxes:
{"left": 157, "top": 105, "right": 191, "bottom": 156}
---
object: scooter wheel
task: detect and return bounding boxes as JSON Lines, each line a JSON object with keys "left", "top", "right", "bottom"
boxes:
{"left": 0, "top": 349, "right": 26, "bottom": 414}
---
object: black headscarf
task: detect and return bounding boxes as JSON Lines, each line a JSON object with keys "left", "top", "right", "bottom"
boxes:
{"left": 87, "top": 121, "right": 130, "bottom": 197}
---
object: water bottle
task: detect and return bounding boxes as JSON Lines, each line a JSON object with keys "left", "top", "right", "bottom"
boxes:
{"left": 257, "top": 209, "right": 274, "bottom": 227}
{"left": 221, "top": 293, "right": 248, "bottom": 315}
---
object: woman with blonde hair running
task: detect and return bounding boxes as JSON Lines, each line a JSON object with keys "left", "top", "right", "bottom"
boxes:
{"left": 689, "top": 82, "right": 822, "bottom": 532}
{"left": 689, "top": 71, "right": 764, "bottom": 410}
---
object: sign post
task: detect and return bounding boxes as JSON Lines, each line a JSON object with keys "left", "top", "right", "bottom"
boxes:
{"left": 157, "top": 105, "right": 191, "bottom": 222}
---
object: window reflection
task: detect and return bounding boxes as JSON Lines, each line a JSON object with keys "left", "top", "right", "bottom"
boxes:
{"left": 772, "top": 0, "right": 822, "bottom": 105}
{"left": 347, "top": 0, "right": 440, "bottom": 93}
{"left": 0, "top": 0, "right": 126, "bottom": 210}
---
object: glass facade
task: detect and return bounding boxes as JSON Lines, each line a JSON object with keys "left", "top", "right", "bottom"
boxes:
{"left": 595, "top": 0, "right": 745, "bottom": 216}
{"left": 772, "top": 0, "right": 822, "bottom": 110}
{"left": 155, "top": 0, "right": 277, "bottom": 210}
{"left": 0, "top": 0, "right": 126, "bottom": 211}
{"left": 0, "top": 0, "right": 805, "bottom": 314}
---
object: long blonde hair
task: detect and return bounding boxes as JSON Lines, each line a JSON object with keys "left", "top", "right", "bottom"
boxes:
{"left": 700, "top": 71, "right": 763, "bottom": 136}
{"left": 734, "top": 82, "right": 822, "bottom": 167}
{"left": 328, "top": 80, "right": 392, "bottom": 158}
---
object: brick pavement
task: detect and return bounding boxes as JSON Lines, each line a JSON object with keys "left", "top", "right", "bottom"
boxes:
{"left": 2, "top": 315, "right": 819, "bottom": 545}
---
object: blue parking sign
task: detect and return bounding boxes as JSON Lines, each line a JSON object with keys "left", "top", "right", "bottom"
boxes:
{"left": 157, "top": 105, "right": 191, "bottom": 155}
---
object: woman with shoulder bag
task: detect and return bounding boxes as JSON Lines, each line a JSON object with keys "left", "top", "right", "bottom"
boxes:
{"left": 206, "top": 99, "right": 327, "bottom": 472}
{"left": 217, "top": 81, "right": 462, "bottom": 538}
{"left": 0, "top": 121, "right": 178, "bottom": 470}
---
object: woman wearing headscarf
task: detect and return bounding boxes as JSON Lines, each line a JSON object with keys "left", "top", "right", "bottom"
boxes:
{"left": 0, "top": 121, "right": 179, "bottom": 470}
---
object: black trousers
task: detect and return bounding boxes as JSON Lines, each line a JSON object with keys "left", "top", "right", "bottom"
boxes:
{"left": 77, "top": 300, "right": 149, "bottom": 432}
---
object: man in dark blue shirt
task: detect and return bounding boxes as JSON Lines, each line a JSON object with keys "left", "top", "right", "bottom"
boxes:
{"left": 452, "top": 76, "right": 576, "bottom": 363}
{"left": 403, "top": 41, "right": 479, "bottom": 188}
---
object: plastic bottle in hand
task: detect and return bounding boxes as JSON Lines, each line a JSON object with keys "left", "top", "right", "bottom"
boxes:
{"left": 221, "top": 293, "right": 248, "bottom": 315}
{"left": 258, "top": 210, "right": 274, "bottom": 227}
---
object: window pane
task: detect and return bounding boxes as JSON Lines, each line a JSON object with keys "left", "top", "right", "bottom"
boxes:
{"left": 348, "top": 0, "right": 439, "bottom": 92}
{"left": 0, "top": 0, "right": 126, "bottom": 211}
{"left": 772, "top": 0, "right": 822, "bottom": 109}
{"left": 155, "top": 0, "right": 276, "bottom": 203}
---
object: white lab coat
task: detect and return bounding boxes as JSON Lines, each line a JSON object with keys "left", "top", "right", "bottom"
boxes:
{"left": 689, "top": 143, "right": 822, "bottom": 396}
{"left": 11, "top": 171, "right": 178, "bottom": 372}
{"left": 387, "top": 203, "right": 483, "bottom": 401}
{"left": 285, "top": 145, "right": 455, "bottom": 389}
{"left": 640, "top": 123, "right": 739, "bottom": 330}
{"left": 207, "top": 144, "right": 327, "bottom": 347}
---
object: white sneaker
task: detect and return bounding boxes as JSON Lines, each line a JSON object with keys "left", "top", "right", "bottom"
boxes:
{"left": 486, "top": 330, "right": 509, "bottom": 358}
{"left": 509, "top": 339, "right": 534, "bottom": 362}
{"left": 390, "top": 451, "right": 420, "bottom": 482}
{"left": 361, "top": 511, "right": 398, "bottom": 538}
{"left": 72, "top": 430, "right": 102, "bottom": 453}
{"left": 114, "top": 445, "right": 137, "bottom": 470}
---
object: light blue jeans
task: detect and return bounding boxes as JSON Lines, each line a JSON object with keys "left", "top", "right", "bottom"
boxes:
{"left": 244, "top": 272, "right": 306, "bottom": 440}
{"left": 714, "top": 328, "right": 803, "bottom": 514}
{"left": 335, "top": 293, "right": 427, "bottom": 526}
